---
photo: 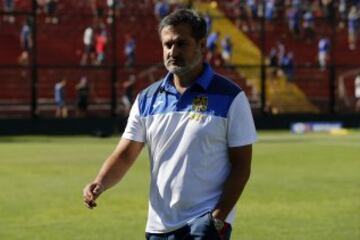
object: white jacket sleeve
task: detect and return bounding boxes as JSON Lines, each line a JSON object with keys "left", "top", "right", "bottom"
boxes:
{"left": 122, "top": 96, "right": 146, "bottom": 142}
{"left": 227, "top": 91, "right": 257, "bottom": 147}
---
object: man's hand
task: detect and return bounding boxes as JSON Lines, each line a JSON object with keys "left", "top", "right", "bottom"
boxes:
{"left": 82, "top": 138, "right": 144, "bottom": 210}
{"left": 83, "top": 182, "right": 104, "bottom": 209}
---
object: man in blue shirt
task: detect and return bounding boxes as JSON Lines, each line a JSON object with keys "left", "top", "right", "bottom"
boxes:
{"left": 83, "top": 9, "right": 256, "bottom": 240}
{"left": 206, "top": 31, "right": 220, "bottom": 62}
{"left": 124, "top": 34, "right": 136, "bottom": 68}
{"left": 54, "top": 78, "right": 67, "bottom": 118}
{"left": 19, "top": 20, "right": 32, "bottom": 65}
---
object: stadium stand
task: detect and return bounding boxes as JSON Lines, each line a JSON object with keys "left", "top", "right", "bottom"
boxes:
{"left": 1, "top": 0, "right": 360, "bottom": 118}
{"left": 216, "top": 0, "right": 360, "bottom": 112}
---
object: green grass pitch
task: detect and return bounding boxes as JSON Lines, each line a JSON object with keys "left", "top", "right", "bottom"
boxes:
{"left": 0, "top": 131, "right": 359, "bottom": 239}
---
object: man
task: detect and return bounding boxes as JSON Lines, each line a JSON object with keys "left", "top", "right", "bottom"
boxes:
{"left": 83, "top": 9, "right": 257, "bottom": 239}
{"left": 355, "top": 74, "right": 360, "bottom": 112}
{"left": 318, "top": 37, "right": 330, "bottom": 71}
{"left": 124, "top": 34, "right": 136, "bottom": 68}
{"left": 80, "top": 26, "right": 95, "bottom": 65}
{"left": 54, "top": 78, "right": 67, "bottom": 118}
{"left": 19, "top": 20, "right": 32, "bottom": 65}
{"left": 76, "top": 76, "right": 89, "bottom": 117}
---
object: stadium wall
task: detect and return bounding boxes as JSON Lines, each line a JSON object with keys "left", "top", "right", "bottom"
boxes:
{"left": 0, "top": 114, "right": 359, "bottom": 135}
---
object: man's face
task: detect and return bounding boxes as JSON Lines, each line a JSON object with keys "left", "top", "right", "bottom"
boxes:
{"left": 160, "top": 23, "right": 205, "bottom": 76}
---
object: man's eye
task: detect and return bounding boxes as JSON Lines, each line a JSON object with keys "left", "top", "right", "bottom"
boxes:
{"left": 177, "top": 42, "right": 186, "bottom": 47}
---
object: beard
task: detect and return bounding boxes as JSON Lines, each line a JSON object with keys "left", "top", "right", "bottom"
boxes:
{"left": 164, "top": 50, "right": 202, "bottom": 76}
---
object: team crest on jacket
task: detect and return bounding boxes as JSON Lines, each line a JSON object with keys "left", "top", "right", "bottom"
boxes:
{"left": 190, "top": 96, "right": 208, "bottom": 121}
{"left": 192, "top": 96, "right": 208, "bottom": 112}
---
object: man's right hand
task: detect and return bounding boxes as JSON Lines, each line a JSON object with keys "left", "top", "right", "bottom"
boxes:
{"left": 82, "top": 138, "right": 144, "bottom": 210}
{"left": 83, "top": 182, "right": 104, "bottom": 209}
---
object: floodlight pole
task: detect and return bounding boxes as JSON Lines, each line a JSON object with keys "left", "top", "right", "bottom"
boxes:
{"left": 260, "top": 0, "right": 266, "bottom": 114}
{"left": 111, "top": 2, "right": 117, "bottom": 117}
{"left": 329, "top": 16, "right": 336, "bottom": 114}
{"left": 31, "top": 0, "right": 38, "bottom": 118}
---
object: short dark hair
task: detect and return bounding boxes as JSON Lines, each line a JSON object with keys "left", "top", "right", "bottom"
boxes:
{"left": 158, "top": 9, "right": 207, "bottom": 42}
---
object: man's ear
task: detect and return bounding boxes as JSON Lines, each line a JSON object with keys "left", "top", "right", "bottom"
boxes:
{"left": 199, "top": 38, "right": 207, "bottom": 52}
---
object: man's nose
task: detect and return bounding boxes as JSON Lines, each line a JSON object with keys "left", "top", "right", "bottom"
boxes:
{"left": 169, "top": 45, "right": 180, "bottom": 57}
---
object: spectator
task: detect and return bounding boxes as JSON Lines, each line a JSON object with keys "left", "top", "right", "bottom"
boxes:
{"left": 123, "top": 74, "right": 137, "bottom": 113}
{"left": 44, "top": 0, "right": 58, "bottom": 24}
{"left": 242, "top": 0, "right": 257, "bottom": 32}
{"left": 265, "top": 0, "right": 275, "bottom": 21}
{"left": 257, "top": 0, "right": 264, "bottom": 18}
{"left": 233, "top": 4, "right": 246, "bottom": 32}
{"left": 3, "top": 0, "right": 15, "bottom": 23}
{"left": 310, "top": 0, "right": 323, "bottom": 17}
{"left": 18, "top": 20, "right": 32, "bottom": 65}
{"left": 287, "top": 6, "right": 301, "bottom": 38}
{"left": 221, "top": 35, "right": 233, "bottom": 65}
{"left": 117, "top": 73, "right": 137, "bottom": 116}
{"left": 154, "top": 0, "right": 170, "bottom": 20}
{"left": 76, "top": 76, "right": 90, "bottom": 117}
{"left": 123, "top": 73, "right": 136, "bottom": 104}
{"left": 90, "top": 0, "right": 104, "bottom": 19}
{"left": 245, "top": 0, "right": 257, "bottom": 19}
{"left": 348, "top": 6, "right": 359, "bottom": 50}
{"left": 291, "top": 0, "right": 302, "bottom": 10}
{"left": 276, "top": 40, "right": 285, "bottom": 64}
{"left": 209, "top": 44, "right": 224, "bottom": 67}
{"left": 206, "top": 31, "right": 220, "bottom": 62}
{"left": 124, "top": 34, "right": 136, "bottom": 68}
{"left": 322, "top": 0, "right": 336, "bottom": 25}
{"left": 95, "top": 25, "right": 108, "bottom": 65}
{"left": 355, "top": 74, "right": 360, "bottom": 112}
{"left": 81, "top": 26, "right": 96, "bottom": 65}
{"left": 54, "top": 78, "right": 68, "bottom": 118}
{"left": 268, "top": 47, "right": 278, "bottom": 78}
{"left": 338, "top": 0, "right": 347, "bottom": 29}
{"left": 203, "top": 11, "right": 212, "bottom": 33}
{"left": 318, "top": 37, "right": 330, "bottom": 70}
{"left": 281, "top": 52, "right": 295, "bottom": 82}
{"left": 303, "top": 9, "right": 315, "bottom": 43}
{"left": 106, "top": 0, "right": 123, "bottom": 24}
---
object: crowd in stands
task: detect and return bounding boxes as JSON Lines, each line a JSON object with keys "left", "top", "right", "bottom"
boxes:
{"left": 221, "top": 0, "right": 359, "bottom": 50}
{"left": 37, "top": 0, "right": 59, "bottom": 24}
{"left": 53, "top": 76, "right": 91, "bottom": 118}
{"left": 2, "top": 0, "right": 59, "bottom": 24}
{"left": 80, "top": 24, "right": 109, "bottom": 66}
{"left": 6, "top": 0, "right": 358, "bottom": 69}
{"left": 267, "top": 40, "right": 294, "bottom": 80}
{"left": 267, "top": 33, "right": 332, "bottom": 80}
{"left": 2, "top": 0, "right": 15, "bottom": 23}
{"left": 0, "top": 0, "right": 197, "bottom": 117}
{"left": 2, "top": 0, "right": 360, "bottom": 115}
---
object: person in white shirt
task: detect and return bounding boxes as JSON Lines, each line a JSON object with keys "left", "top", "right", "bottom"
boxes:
{"left": 355, "top": 74, "right": 360, "bottom": 112}
{"left": 83, "top": 9, "right": 257, "bottom": 240}
{"left": 318, "top": 37, "right": 330, "bottom": 71}
{"left": 80, "top": 26, "right": 95, "bottom": 65}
